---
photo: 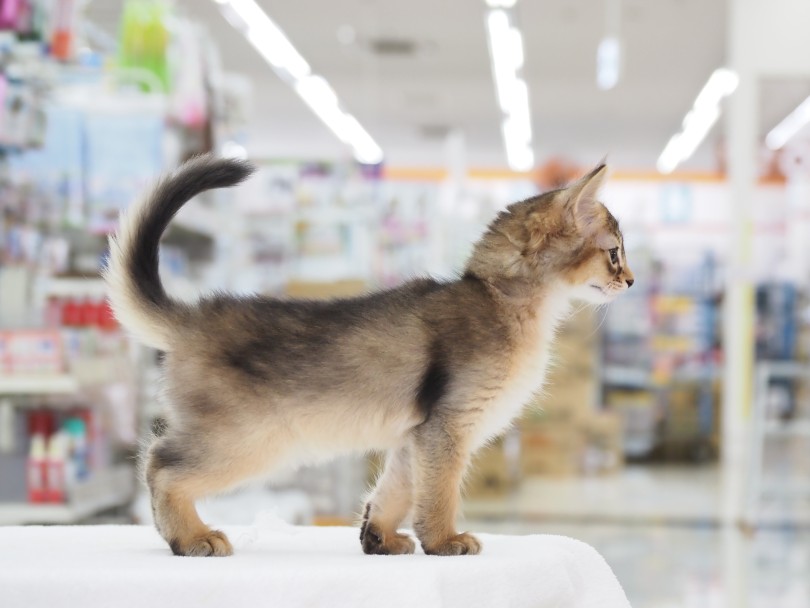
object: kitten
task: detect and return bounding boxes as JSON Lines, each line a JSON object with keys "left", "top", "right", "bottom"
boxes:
{"left": 105, "top": 155, "right": 633, "bottom": 557}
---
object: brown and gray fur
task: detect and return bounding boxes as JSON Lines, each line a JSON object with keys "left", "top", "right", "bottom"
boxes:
{"left": 105, "top": 155, "right": 633, "bottom": 557}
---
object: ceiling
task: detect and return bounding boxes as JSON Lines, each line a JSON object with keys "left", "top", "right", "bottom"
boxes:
{"left": 85, "top": 0, "right": 808, "bottom": 171}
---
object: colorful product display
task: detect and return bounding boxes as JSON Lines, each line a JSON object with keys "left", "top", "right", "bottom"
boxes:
{"left": 26, "top": 408, "right": 97, "bottom": 504}
{"left": 0, "top": 329, "right": 62, "bottom": 374}
{"left": 117, "top": 0, "right": 170, "bottom": 92}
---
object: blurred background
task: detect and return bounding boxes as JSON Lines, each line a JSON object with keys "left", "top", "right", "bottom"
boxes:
{"left": 0, "top": 0, "right": 809, "bottom": 605}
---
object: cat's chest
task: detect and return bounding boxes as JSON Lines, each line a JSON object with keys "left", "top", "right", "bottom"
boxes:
{"left": 470, "top": 330, "right": 555, "bottom": 448}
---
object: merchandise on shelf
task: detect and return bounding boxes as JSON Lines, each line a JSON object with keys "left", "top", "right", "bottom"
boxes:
{"left": 756, "top": 282, "right": 798, "bottom": 361}
{"left": 0, "top": 0, "right": 246, "bottom": 526}
{"left": 601, "top": 251, "right": 722, "bottom": 461}
{"left": 0, "top": 328, "right": 62, "bottom": 373}
{"left": 23, "top": 407, "right": 105, "bottom": 504}
{"left": 117, "top": 0, "right": 170, "bottom": 92}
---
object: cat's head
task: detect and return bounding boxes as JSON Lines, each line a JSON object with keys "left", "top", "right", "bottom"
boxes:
{"left": 466, "top": 163, "right": 633, "bottom": 304}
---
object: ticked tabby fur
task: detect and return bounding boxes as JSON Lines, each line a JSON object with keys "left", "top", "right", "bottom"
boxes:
{"left": 105, "top": 155, "right": 634, "bottom": 557}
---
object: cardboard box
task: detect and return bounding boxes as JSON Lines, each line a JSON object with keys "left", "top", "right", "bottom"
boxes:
{"left": 466, "top": 436, "right": 519, "bottom": 498}
{"left": 579, "top": 411, "right": 624, "bottom": 475}
{"left": 519, "top": 411, "right": 625, "bottom": 477}
{"left": 285, "top": 280, "right": 368, "bottom": 299}
{"left": 524, "top": 312, "right": 599, "bottom": 421}
{"left": 519, "top": 424, "right": 582, "bottom": 477}
{"left": 524, "top": 370, "right": 596, "bottom": 425}
{"left": 557, "top": 307, "right": 599, "bottom": 343}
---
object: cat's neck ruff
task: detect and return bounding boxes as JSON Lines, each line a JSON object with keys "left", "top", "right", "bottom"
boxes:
{"left": 470, "top": 284, "right": 577, "bottom": 448}
{"left": 514, "top": 279, "right": 576, "bottom": 340}
{"left": 537, "top": 283, "right": 576, "bottom": 331}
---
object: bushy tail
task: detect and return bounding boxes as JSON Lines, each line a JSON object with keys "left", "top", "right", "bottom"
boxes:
{"left": 104, "top": 154, "right": 255, "bottom": 350}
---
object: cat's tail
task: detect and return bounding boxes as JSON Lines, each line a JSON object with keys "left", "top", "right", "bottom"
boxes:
{"left": 104, "top": 154, "right": 255, "bottom": 350}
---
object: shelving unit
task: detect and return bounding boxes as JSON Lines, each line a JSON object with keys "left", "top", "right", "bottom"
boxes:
{"left": 0, "top": 0, "right": 280, "bottom": 529}
{"left": 599, "top": 251, "right": 722, "bottom": 462}
{"left": 745, "top": 359, "right": 810, "bottom": 526}
{"left": 0, "top": 464, "right": 135, "bottom": 525}
{"left": 0, "top": 361, "right": 139, "bottom": 524}
{"left": 0, "top": 375, "right": 80, "bottom": 396}
{"left": 42, "top": 278, "right": 107, "bottom": 299}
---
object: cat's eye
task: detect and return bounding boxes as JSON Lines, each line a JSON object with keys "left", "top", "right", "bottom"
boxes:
{"left": 608, "top": 248, "right": 618, "bottom": 264}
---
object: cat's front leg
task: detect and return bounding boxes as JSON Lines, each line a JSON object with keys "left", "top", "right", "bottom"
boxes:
{"left": 411, "top": 416, "right": 482, "bottom": 556}
{"left": 360, "top": 445, "right": 416, "bottom": 555}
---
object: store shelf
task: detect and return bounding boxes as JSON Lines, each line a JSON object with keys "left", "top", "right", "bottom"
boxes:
{"left": 174, "top": 204, "right": 221, "bottom": 238}
{"left": 44, "top": 277, "right": 107, "bottom": 298}
{"left": 747, "top": 360, "right": 810, "bottom": 526}
{"left": 757, "top": 360, "right": 810, "bottom": 379}
{"left": 602, "top": 366, "right": 652, "bottom": 388}
{"left": 294, "top": 207, "right": 376, "bottom": 223}
{"left": 0, "top": 357, "right": 132, "bottom": 397}
{"left": 763, "top": 420, "right": 810, "bottom": 437}
{"left": 0, "top": 465, "right": 135, "bottom": 525}
{"left": 0, "top": 374, "right": 80, "bottom": 396}
{"left": 603, "top": 366, "right": 722, "bottom": 389}
{"left": 760, "top": 482, "right": 810, "bottom": 498}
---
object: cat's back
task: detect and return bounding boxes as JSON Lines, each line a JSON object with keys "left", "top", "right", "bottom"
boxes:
{"left": 166, "top": 279, "right": 462, "bottom": 393}
{"left": 195, "top": 277, "right": 444, "bottom": 329}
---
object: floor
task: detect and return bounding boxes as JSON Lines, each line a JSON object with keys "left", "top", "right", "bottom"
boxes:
{"left": 464, "top": 465, "right": 723, "bottom": 523}
{"left": 464, "top": 519, "right": 808, "bottom": 608}
{"left": 463, "top": 465, "right": 810, "bottom": 607}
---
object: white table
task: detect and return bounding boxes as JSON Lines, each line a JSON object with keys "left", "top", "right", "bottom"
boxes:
{"left": 0, "top": 524, "right": 630, "bottom": 608}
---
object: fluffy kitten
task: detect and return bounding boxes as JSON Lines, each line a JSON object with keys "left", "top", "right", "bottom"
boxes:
{"left": 105, "top": 155, "right": 633, "bottom": 557}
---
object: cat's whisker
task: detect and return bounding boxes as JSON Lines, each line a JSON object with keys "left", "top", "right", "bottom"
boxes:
{"left": 587, "top": 303, "right": 612, "bottom": 339}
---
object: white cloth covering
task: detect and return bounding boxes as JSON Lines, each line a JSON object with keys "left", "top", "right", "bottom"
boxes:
{"left": 0, "top": 524, "right": 631, "bottom": 608}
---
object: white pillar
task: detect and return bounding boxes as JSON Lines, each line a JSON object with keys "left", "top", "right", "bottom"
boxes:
{"left": 723, "top": 0, "right": 758, "bottom": 528}
{"left": 723, "top": 0, "right": 810, "bottom": 525}
{"left": 723, "top": 3, "right": 758, "bottom": 605}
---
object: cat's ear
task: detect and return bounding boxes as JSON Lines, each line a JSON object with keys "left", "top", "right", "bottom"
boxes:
{"left": 564, "top": 163, "right": 608, "bottom": 235}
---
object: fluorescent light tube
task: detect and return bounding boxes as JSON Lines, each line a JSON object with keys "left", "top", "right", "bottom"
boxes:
{"left": 693, "top": 68, "right": 739, "bottom": 110}
{"left": 293, "top": 76, "right": 383, "bottom": 164}
{"left": 486, "top": 8, "right": 534, "bottom": 171}
{"left": 506, "top": 79, "right": 532, "bottom": 138}
{"left": 596, "top": 37, "right": 620, "bottom": 90}
{"left": 502, "top": 131, "right": 534, "bottom": 172}
{"left": 657, "top": 68, "right": 738, "bottom": 174}
{"left": 219, "top": 0, "right": 310, "bottom": 80}
{"left": 294, "top": 75, "right": 339, "bottom": 110}
{"left": 341, "top": 115, "right": 384, "bottom": 165}
{"left": 214, "top": 0, "right": 383, "bottom": 164}
{"left": 657, "top": 136, "right": 682, "bottom": 175}
{"left": 766, "top": 95, "right": 810, "bottom": 150}
{"left": 486, "top": 11, "right": 513, "bottom": 112}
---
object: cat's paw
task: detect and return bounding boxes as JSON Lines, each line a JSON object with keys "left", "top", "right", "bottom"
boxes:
{"left": 422, "top": 532, "right": 482, "bottom": 556}
{"left": 361, "top": 521, "right": 416, "bottom": 555}
{"left": 169, "top": 529, "right": 233, "bottom": 557}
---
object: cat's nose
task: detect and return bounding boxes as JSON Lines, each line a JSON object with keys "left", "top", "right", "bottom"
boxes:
{"left": 626, "top": 278, "right": 634, "bottom": 288}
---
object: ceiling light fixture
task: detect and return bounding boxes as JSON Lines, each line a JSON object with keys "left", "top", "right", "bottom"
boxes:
{"left": 657, "top": 68, "right": 739, "bottom": 174}
{"left": 213, "top": 0, "right": 383, "bottom": 164}
{"left": 596, "top": 36, "right": 620, "bottom": 90}
{"left": 765, "top": 95, "right": 810, "bottom": 150}
{"left": 485, "top": 6, "right": 534, "bottom": 171}
{"left": 596, "top": 0, "right": 621, "bottom": 91}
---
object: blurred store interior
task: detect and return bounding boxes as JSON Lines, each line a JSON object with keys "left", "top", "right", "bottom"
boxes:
{"left": 1, "top": 0, "right": 810, "bottom": 606}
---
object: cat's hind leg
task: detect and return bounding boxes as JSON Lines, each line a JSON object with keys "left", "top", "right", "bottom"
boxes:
{"left": 145, "top": 425, "right": 279, "bottom": 557}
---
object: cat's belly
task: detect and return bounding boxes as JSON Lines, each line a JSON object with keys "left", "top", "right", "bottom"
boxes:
{"left": 283, "top": 395, "right": 421, "bottom": 458}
